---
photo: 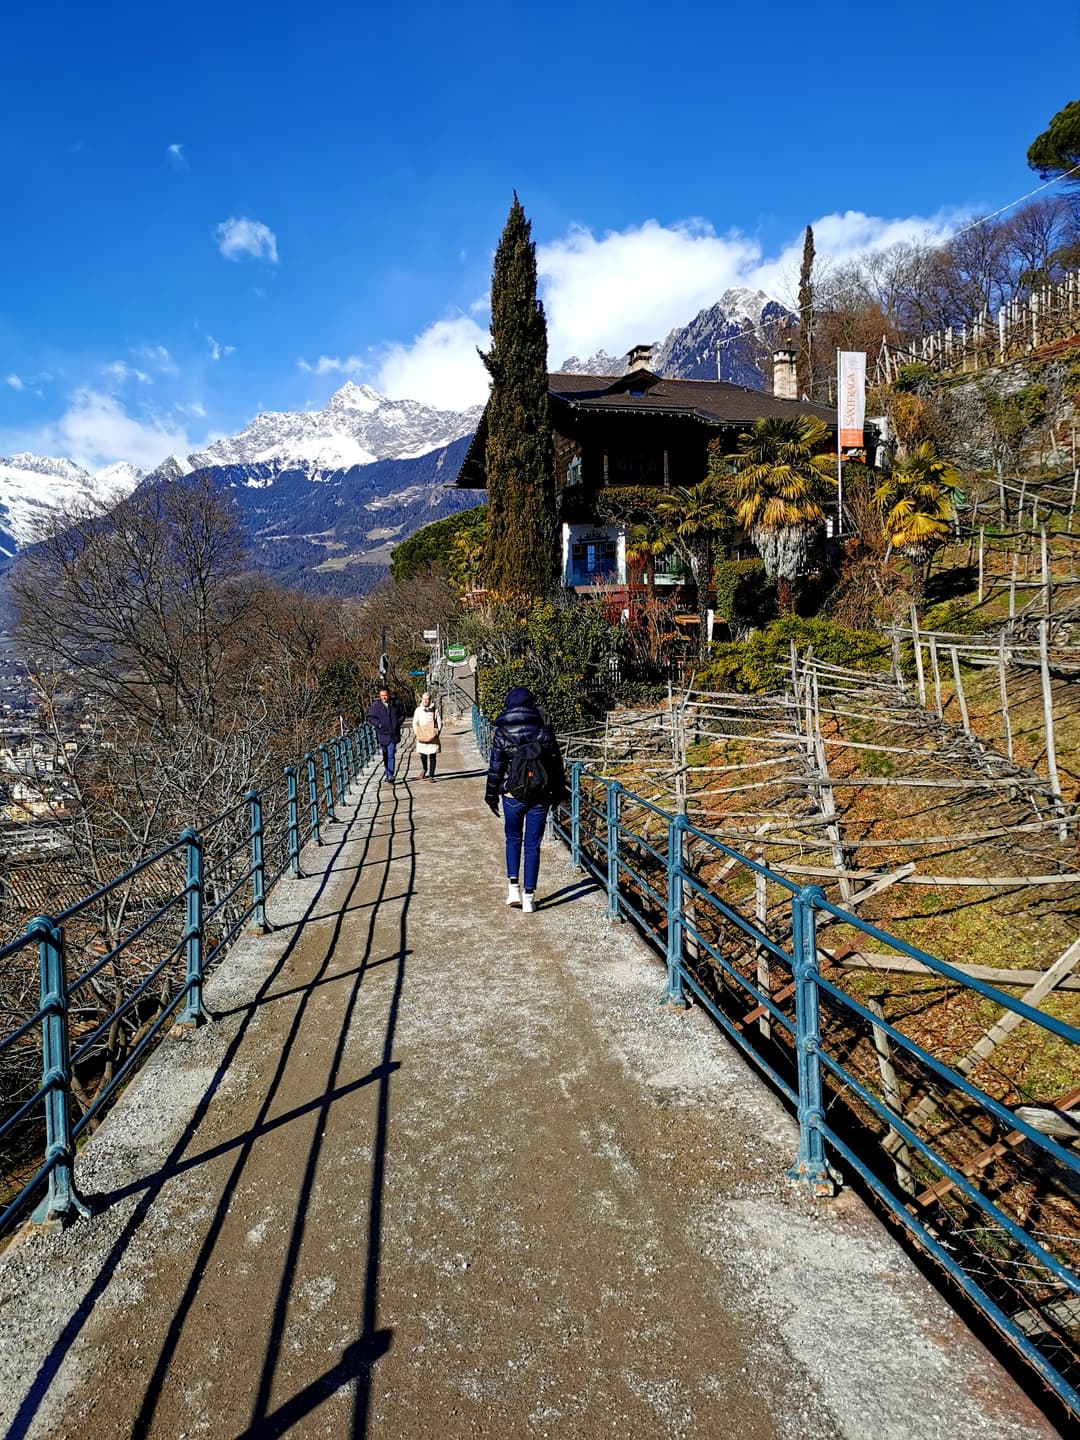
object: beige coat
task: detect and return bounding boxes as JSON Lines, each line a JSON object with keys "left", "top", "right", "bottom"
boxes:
{"left": 411, "top": 703, "right": 441, "bottom": 753}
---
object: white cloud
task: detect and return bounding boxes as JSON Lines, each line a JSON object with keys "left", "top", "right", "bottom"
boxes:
{"left": 175, "top": 400, "right": 207, "bottom": 418}
{"left": 537, "top": 218, "right": 760, "bottom": 366}
{"left": 5, "top": 374, "right": 25, "bottom": 391}
{"left": 537, "top": 210, "right": 962, "bottom": 366}
{"left": 167, "top": 142, "right": 187, "bottom": 170}
{"left": 297, "top": 354, "right": 366, "bottom": 376}
{"left": 102, "top": 361, "right": 151, "bottom": 386}
{"left": 135, "top": 343, "right": 178, "bottom": 374}
{"left": 207, "top": 336, "right": 235, "bottom": 362}
{"left": 376, "top": 315, "right": 489, "bottom": 410}
{"left": 52, "top": 390, "right": 193, "bottom": 470}
{"left": 349, "top": 207, "right": 965, "bottom": 410}
{"left": 747, "top": 209, "right": 962, "bottom": 301}
{"left": 216, "top": 216, "right": 279, "bottom": 264}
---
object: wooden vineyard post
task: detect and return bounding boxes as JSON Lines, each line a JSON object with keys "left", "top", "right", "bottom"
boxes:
{"left": 755, "top": 847, "right": 771, "bottom": 1040}
{"left": 998, "top": 632, "right": 1013, "bottom": 762}
{"left": 1041, "top": 525, "right": 1052, "bottom": 630}
{"left": 910, "top": 605, "right": 926, "bottom": 707}
{"left": 1039, "top": 617, "right": 1066, "bottom": 838}
{"left": 928, "top": 634, "right": 943, "bottom": 719}
{"left": 867, "top": 996, "right": 915, "bottom": 1196}
{"left": 949, "top": 647, "right": 971, "bottom": 735}
{"left": 977, "top": 527, "right": 985, "bottom": 603}
{"left": 810, "top": 683, "right": 854, "bottom": 907}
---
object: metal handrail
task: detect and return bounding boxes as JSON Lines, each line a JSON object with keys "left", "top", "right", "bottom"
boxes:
{"left": 472, "top": 705, "right": 1080, "bottom": 1413}
{"left": 0, "top": 724, "right": 378, "bottom": 1237}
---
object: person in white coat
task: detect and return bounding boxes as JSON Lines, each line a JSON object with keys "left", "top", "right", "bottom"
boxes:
{"left": 411, "top": 692, "right": 441, "bottom": 782}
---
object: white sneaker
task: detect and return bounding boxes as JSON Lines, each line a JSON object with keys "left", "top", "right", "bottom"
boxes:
{"left": 521, "top": 891, "right": 536, "bottom": 913}
{"left": 506, "top": 882, "right": 522, "bottom": 907}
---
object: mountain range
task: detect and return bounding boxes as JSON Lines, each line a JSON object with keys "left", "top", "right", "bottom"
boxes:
{"left": 559, "top": 287, "right": 793, "bottom": 389}
{"left": 0, "top": 289, "right": 791, "bottom": 596}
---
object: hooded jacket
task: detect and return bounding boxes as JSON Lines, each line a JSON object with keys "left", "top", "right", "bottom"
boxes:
{"left": 484, "top": 687, "right": 566, "bottom": 808}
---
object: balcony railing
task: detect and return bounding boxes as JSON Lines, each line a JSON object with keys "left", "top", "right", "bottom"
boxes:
{"left": 565, "top": 565, "right": 622, "bottom": 586}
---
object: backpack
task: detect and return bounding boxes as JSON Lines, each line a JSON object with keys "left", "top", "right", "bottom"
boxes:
{"left": 504, "top": 738, "right": 551, "bottom": 805}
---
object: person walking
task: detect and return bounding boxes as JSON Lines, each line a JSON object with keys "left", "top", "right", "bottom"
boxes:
{"left": 367, "top": 685, "right": 406, "bottom": 783}
{"left": 411, "top": 691, "right": 441, "bottom": 782}
{"left": 484, "top": 685, "right": 566, "bottom": 913}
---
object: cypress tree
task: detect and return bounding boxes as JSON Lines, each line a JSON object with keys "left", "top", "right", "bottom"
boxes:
{"left": 796, "top": 224, "right": 815, "bottom": 401}
{"left": 480, "top": 195, "right": 556, "bottom": 597}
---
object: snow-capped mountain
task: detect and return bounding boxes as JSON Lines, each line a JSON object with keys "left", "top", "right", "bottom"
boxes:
{"left": 556, "top": 349, "right": 625, "bottom": 378}
{"left": 558, "top": 287, "right": 794, "bottom": 389}
{"left": 188, "top": 383, "right": 483, "bottom": 472}
{"left": 0, "top": 453, "right": 144, "bottom": 555}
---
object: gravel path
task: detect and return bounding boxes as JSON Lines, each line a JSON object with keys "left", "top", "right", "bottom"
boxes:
{"left": 0, "top": 722, "right": 1059, "bottom": 1439}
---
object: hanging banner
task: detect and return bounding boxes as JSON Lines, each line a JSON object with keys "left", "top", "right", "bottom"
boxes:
{"left": 837, "top": 351, "right": 866, "bottom": 448}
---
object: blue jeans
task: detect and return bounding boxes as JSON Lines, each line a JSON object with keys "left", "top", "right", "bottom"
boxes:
{"left": 502, "top": 796, "right": 548, "bottom": 892}
{"left": 380, "top": 740, "right": 396, "bottom": 778}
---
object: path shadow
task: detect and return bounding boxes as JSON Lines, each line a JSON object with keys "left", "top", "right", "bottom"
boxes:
{"left": 10, "top": 764, "right": 407, "bottom": 1440}
{"left": 420, "top": 767, "right": 487, "bottom": 782}
{"left": 539, "top": 877, "right": 602, "bottom": 910}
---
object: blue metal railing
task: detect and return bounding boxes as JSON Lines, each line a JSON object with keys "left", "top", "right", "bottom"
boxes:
{"left": 473, "top": 704, "right": 1080, "bottom": 1413}
{"left": 0, "top": 723, "right": 381, "bottom": 1237}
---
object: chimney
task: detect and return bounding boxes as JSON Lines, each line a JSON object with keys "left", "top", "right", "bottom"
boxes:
{"left": 772, "top": 347, "right": 797, "bottom": 400}
{"left": 625, "top": 343, "right": 653, "bottom": 373}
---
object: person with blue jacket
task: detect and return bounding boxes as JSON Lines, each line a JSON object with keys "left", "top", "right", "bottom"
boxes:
{"left": 367, "top": 685, "right": 406, "bottom": 783}
{"left": 484, "top": 686, "right": 566, "bottom": 913}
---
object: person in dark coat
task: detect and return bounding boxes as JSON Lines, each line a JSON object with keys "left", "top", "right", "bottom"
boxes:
{"left": 367, "top": 685, "right": 406, "bottom": 783}
{"left": 484, "top": 685, "right": 566, "bottom": 913}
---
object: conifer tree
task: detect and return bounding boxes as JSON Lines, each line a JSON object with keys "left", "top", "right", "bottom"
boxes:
{"left": 1027, "top": 100, "right": 1080, "bottom": 188}
{"left": 796, "top": 224, "right": 815, "bottom": 400}
{"left": 480, "top": 195, "right": 556, "bottom": 597}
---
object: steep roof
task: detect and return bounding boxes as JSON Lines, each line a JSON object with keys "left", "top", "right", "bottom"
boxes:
{"left": 548, "top": 369, "right": 837, "bottom": 425}
{"left": 455, "top": 369, "right": 839, "bottom": 488}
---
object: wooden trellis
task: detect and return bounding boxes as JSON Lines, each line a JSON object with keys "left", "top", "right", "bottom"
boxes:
{"left": 874, "top": 266, "right": 1080, "bottom": 384}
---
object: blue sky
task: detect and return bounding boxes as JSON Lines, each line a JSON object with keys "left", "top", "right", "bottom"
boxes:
{"left": 1, "top": 0, "right": 1078, "bottom": 469}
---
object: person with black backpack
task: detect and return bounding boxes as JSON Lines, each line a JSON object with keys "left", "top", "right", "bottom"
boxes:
{"left": 484, "top": 686, "right": 567, "bottom": 913}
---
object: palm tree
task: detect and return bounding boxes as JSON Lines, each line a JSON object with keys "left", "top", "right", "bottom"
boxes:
{"left": 874, "top": 441, "right": 961, "bottom": 600}
{"left": 625, "top": 514, "right": 674, "bottom": 604}
{"left": 727, "top": 416, "right": 835, "bottom": 612}
{"left": 657, "top": 479, "right": 733, "bottom": 660}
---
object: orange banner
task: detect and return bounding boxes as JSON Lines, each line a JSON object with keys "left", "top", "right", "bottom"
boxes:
{"left": 838, "top": 351, "right": 866, "bottom": 448}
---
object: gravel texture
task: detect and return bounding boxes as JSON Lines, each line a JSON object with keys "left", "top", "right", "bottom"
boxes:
{"left": 0, "top": 724, "right": 1059, "bottom": 1439}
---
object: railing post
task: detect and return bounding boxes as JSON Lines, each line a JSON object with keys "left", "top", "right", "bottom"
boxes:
{"left": 332, "top": 738, "right": 344, "bottom": 809}
{"left": 661, "top": 813, "right": 690, "bottom": 1007}
{"left": 605, "top": 781, "right": 621, "bottom": 921}
{"left": 345, "top": 731, "right": 356, "bottom": 785}
{"left": 319, "top": 745, "right": 337, "bottom": 823}
{"left": 305, "top": 751, "right": 321, "bottom": 846}
{"left": 285, "top": 766, "right": 301, "bottom": 877}
{"left": 30, "top": 915, "right": 88, "bottom": 1227}
{"left": 786, "top": 885, "right": 839, "bottom": 1197}
{"left": 177, "top": 829, "right": 205, "bottom": 1026}
{"left": 570, "top": 761, "right": 583, "bottom": 870}
{"left": 247, "top": 790, "right": 267, "bottom": 932}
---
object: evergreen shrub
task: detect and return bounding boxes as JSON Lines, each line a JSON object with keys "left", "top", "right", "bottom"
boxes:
{"left": 712, "top": 557, "right": 778, "bottom": 636}
{"left": 696, "top": 616, "right": 887, "bottom": 693}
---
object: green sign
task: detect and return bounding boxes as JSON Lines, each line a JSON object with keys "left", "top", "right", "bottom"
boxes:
{"left": 445, "top": 645, "right": 468, "bottom": 663}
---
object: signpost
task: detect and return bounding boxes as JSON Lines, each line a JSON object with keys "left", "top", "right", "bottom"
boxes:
{"left": 446, "top": 645, "right": 468, "bottom": 664}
